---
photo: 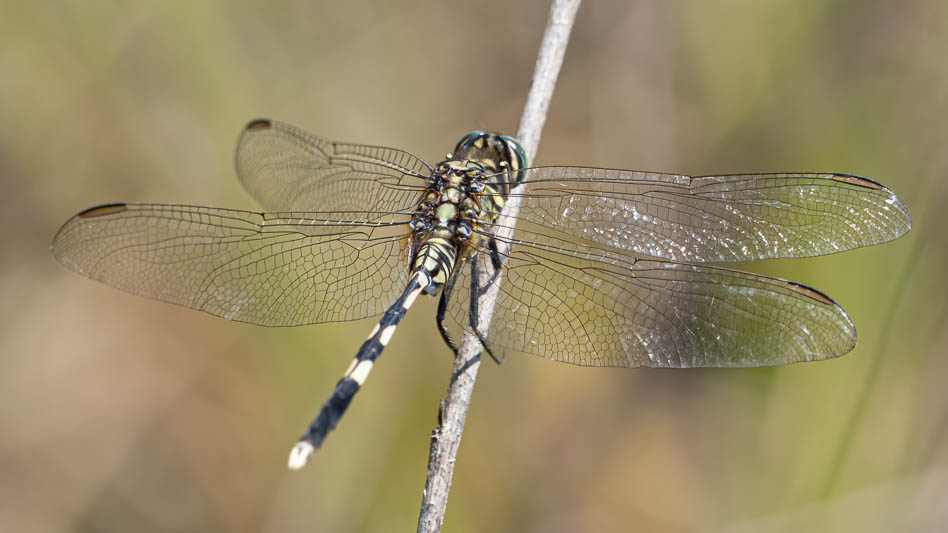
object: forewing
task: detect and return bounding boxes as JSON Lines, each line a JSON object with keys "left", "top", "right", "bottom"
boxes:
{"left": 503, "top": 168, "right": 911, "bottom": 262}
{"left": 52, "top": 203, "right": 411, "bottom": 326}
{"left": 446, "top": 239, "right": 855, "bottom": 368}
{"left": 234, "top": 119, "right": 430, "bottom": 213}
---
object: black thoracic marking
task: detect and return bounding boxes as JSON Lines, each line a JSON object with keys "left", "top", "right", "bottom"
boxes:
{"left": 78, "top": 203, "right": 127, "bottom": 218}
{"left": 429, "top": 243, "right": 453, "bottom": 273}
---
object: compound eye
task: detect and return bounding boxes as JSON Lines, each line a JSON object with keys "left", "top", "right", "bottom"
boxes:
{"left": 500, "top": 135, "right": 528, "bottom": 170}
{"left": 454, "top": 130, "right": 486, "bottom": 154}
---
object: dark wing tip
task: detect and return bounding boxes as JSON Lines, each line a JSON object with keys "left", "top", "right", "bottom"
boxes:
{"left": 78, "top": 202, "right": 128, "bottom": 218}
{"left": 52, "top": 203, "right": 127, "bottom": 255}
{"left": 245, "top": 118, "right": 272, "bottom": 131}
{"left": 833, "top": 173, "right": 913, "bottom": 236}
{"left": 785, "top": 281, "right": 837, "bottom": 306}
{"left": 831, "top": 173, "right": 885, "bottom": 190}
{"left": 784, "top": 281, "right": 857, "bottom": 357}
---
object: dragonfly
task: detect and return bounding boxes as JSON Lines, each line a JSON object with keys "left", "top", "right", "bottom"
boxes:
{"left": 52, "top": 119, "right": 912, "bottom": 469}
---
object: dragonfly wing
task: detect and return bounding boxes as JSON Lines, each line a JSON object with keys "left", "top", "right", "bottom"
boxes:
{"left": 502, "top": 168, "right": 911, "bottom": 262}
{"left": 446, "top": 239, "right": 855, "bottom": 368}
{"left": 52, "top": 203, "right": 411, "bottom": 326}
{"left": 235, "top": 119, "right": 430, "bottom": 214}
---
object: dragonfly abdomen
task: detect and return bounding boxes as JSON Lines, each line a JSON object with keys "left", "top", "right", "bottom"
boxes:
{"left": 289, "top": 268, "right": 432, "bottom": 468}
{"left": 290, "top": 132, "right": 530, "bottom": 466}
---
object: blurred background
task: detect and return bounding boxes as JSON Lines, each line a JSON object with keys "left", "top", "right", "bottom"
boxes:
{"left": 2, "top": 1, "right": 946, "bottom": 531}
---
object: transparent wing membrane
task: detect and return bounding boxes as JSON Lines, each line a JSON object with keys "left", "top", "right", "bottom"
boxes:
{"left": 235, "top": 119, "right": 430, "bottom": 213}
{"left": 54, "top": 121, "right": 912, "bottom": 368}
{"left": 52, "top": 203, "right": 411, "bottom": 326}
{"left": 446, "top": 236, "right": 856, "bottom": 368}
{"left": 487, "top": 168, "right": 911, "bottom": 263}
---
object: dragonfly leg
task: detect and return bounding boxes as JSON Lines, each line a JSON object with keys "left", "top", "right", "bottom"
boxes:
{"left": 469, "top": 252, "right": 504, "bottom": 365}
{"left": 487, "top": 237, "right": 504, "bottom": 278}
{"left": 436, "top": 266, "right": 463, "bottom": 357}
{"left": 288, "top": 270, "right": 430, "bottom": 469}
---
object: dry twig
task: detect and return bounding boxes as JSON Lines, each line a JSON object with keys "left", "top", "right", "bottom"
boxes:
{"left": 416, "top": 1, "right": 581, "bottom": 531}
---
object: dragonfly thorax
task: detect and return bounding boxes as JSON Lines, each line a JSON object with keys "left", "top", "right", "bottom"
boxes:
{"left": 407, "top": 131, "right": 528, "bottom": 296}
{"left": 408, "top": 161, "right": 490, "bottom": 295}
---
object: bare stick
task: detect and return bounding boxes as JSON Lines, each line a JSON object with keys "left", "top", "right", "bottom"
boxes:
{"left": 416, "top": 1, "right": 581, "bottom": 531}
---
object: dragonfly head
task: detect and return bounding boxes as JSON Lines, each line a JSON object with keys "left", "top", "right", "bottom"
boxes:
{"left": 452, "top": 131, "right": 528, "bottom": 180}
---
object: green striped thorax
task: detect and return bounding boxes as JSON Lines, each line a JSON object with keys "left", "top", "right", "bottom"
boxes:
{"left": 407, "top": 131, "right": 528, "bottom": 295}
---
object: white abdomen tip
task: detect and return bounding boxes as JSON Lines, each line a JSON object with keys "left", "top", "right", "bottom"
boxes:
{"left": 288, "top": 441, "right": 316, "bottom": 470}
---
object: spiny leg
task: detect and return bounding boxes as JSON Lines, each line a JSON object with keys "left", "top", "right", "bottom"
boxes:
{"left": 435, "top": 259, "right": 486, "bottom": 382}
{"left": 487, "top": 236, "right": 505, "bottom": 274}
{"left": 437, "top": 235, "right": 503, "bottom": 360}
{"left": 288, "top": 270, "right": 431, "bottom": 470}
{"left": 468, "top": 246, "right": 504, "bottom": 365}
{"left": 436, "top": 263, "right": 465, "bottom": 357}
